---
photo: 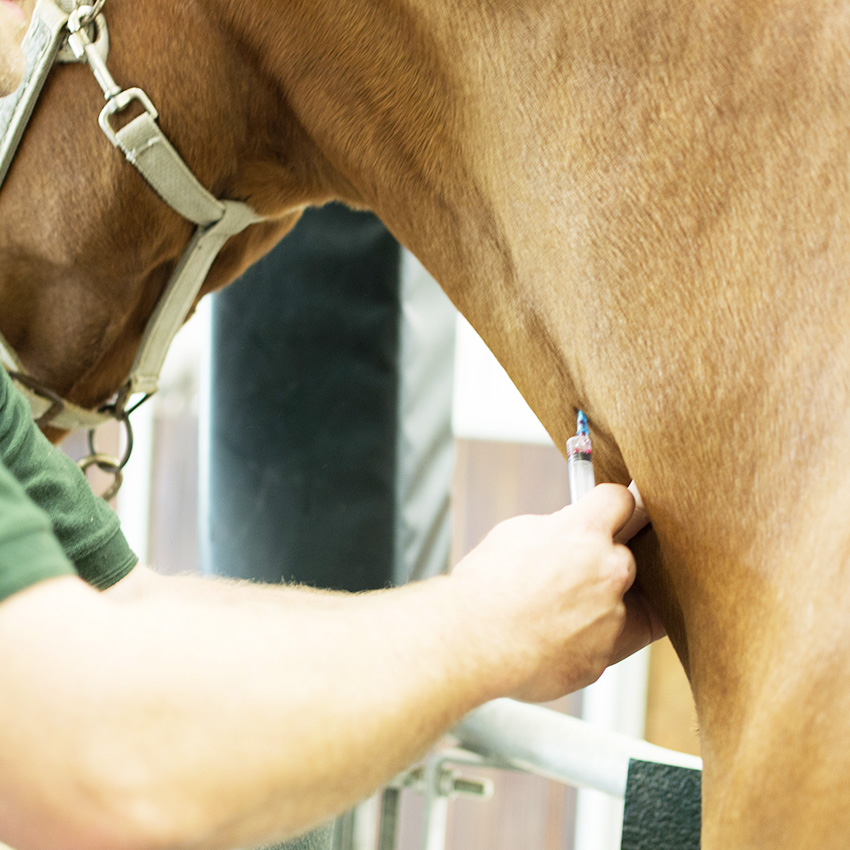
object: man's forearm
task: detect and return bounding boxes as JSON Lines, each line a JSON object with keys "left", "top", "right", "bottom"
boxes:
{"left": 108, "top": 562, "right": 351, "bottom": 609}
{"left": 0, "top": 574, "right": 507, "bottom": 850}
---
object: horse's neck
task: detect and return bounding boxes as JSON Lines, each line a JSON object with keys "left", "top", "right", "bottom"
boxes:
{"left": 239, "top": 0, "right": 850, "bottom": 477}
{"left": 242, "top": 0, "right": 850, "bottom": 700}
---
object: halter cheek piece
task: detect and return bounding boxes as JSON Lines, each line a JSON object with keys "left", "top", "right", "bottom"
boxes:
{"left": 0, "top": 0, "right": 265, "bottom": 493}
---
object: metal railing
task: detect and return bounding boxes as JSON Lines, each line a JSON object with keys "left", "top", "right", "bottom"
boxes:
{"left": 338, "top": 698, "right": 702, "bottom": 850}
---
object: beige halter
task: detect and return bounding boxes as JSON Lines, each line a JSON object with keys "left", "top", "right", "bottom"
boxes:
{"left": 0, "top": 0, "right": 264, "bottom": 434}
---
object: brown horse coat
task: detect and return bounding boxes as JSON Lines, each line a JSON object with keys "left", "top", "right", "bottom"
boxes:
{"left": 2, "top": 1, "right": 850, "bottom": 846}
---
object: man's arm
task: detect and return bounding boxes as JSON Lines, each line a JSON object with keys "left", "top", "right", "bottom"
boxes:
{"left": 0, "top": 485, "right": 646, "bottom": 850}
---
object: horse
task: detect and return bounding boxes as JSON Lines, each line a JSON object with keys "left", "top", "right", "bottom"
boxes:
{"left": 2, "top": 0, "right": 850, "bottom": 846}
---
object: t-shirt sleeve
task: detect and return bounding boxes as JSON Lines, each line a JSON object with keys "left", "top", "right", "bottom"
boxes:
{"left": 0, "top": 369, "right": 138, "bottom": 591}
{"left": 0, "top": 458, "right": 76, "bottom": 603}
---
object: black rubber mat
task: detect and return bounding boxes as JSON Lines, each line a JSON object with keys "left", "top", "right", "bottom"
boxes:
{"left": 621, "top": 759, "right": 702, "bottom": 850}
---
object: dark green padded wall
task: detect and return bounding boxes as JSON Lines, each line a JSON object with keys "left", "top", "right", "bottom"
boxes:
{"left": 204, "top": 204, "right": 401, "bottom": 592}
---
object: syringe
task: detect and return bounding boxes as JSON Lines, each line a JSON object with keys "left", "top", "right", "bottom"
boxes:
{"left": 567, "top": 410, "right": 595, "bottom": 503}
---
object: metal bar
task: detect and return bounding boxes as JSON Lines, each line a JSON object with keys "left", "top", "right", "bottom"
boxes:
{"left": 377, "top": 787, "right": 400, "bottom": 850}
{"left": 452, "top": 699, "right": 702, "bottom": 798}
{"left": 421, "top": 758, "right": 449, "bottom": 850}
{"left": 333, "top": 809, "right": 355, "bottom": 850}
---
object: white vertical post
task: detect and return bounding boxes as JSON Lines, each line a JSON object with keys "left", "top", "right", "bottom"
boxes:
{"left": 117, "top": 299, "right": 212, "bottom": 570}
{"left": 574, "top": 648, "right": 651, "bottom": 850}
{"left": 421, "top": 759, "right": 449, "bottom": 850}
{"left": 350, "top": 795, "right": 381, "bottom": 850}
{"left": 115, "top": 400, "right": 154, "bottom": 564}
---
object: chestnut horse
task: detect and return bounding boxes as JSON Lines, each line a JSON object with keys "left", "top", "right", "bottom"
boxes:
{"left": 2, "top": 0, "right": 850, "bottom": 847}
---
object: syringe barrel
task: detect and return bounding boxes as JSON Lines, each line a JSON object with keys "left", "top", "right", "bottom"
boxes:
{"left": 568, "top": 453, "right": 596, "bottom": 503}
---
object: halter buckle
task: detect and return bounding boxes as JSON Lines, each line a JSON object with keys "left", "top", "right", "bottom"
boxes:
{"left": 98, "top": 87, "right": 159, "bottom": 147}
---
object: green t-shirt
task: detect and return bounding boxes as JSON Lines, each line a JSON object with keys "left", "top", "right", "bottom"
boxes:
{"left": 0, "top": 368, "right": 138, "bottom": 602}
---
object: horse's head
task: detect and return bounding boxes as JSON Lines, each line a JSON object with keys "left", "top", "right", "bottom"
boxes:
{"left": 0, "top": 0, "right": 340, "bottom": 428}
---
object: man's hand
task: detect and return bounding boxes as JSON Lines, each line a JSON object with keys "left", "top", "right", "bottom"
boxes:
{"left": 611, "top": 480, "right": 666, "bottom": 665}
{"left": 450, "top": 482, "right": 658, "bottom": 703}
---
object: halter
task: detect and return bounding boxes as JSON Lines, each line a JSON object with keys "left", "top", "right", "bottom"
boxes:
{"left": 0, "top": 0, "right": 265, "bottom": 491}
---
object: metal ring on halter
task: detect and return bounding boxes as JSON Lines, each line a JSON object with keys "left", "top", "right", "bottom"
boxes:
{"left": 57, "top": 4, "right": 109, "bottom": 65}
{"left": 87, "top": 406, "right": 134, "bottom": 472}
{"left": 74, "top": 0, "right": 106, "bottom": 29}
{"left": 77, "top": 453, "right": 124, "bottom": 502}
{"left": 77, "top": 402, "right": 134, "bottom": 499}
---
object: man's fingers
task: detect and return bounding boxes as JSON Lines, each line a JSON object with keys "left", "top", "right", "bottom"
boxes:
{"left": 614, "top": 481, "right": 650, "bottom": 544}
{"left": 611, "top": 543, "right": 637, "bottom": 594}
{"left": 565, "top": 480, "right": 650, "bottom": 544}
{"left": 567, "top": 482, "right": 635, "bottom": 537}
{"left": 611, "top": 589, "right": 667, "bottom": 664}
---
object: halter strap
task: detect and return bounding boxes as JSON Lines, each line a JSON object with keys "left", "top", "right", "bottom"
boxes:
{"left": 0, "top": 0, "right": 77, "bottom": 189}
{"left": 0, "top": 0, "right": 265, "bottom": 431}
